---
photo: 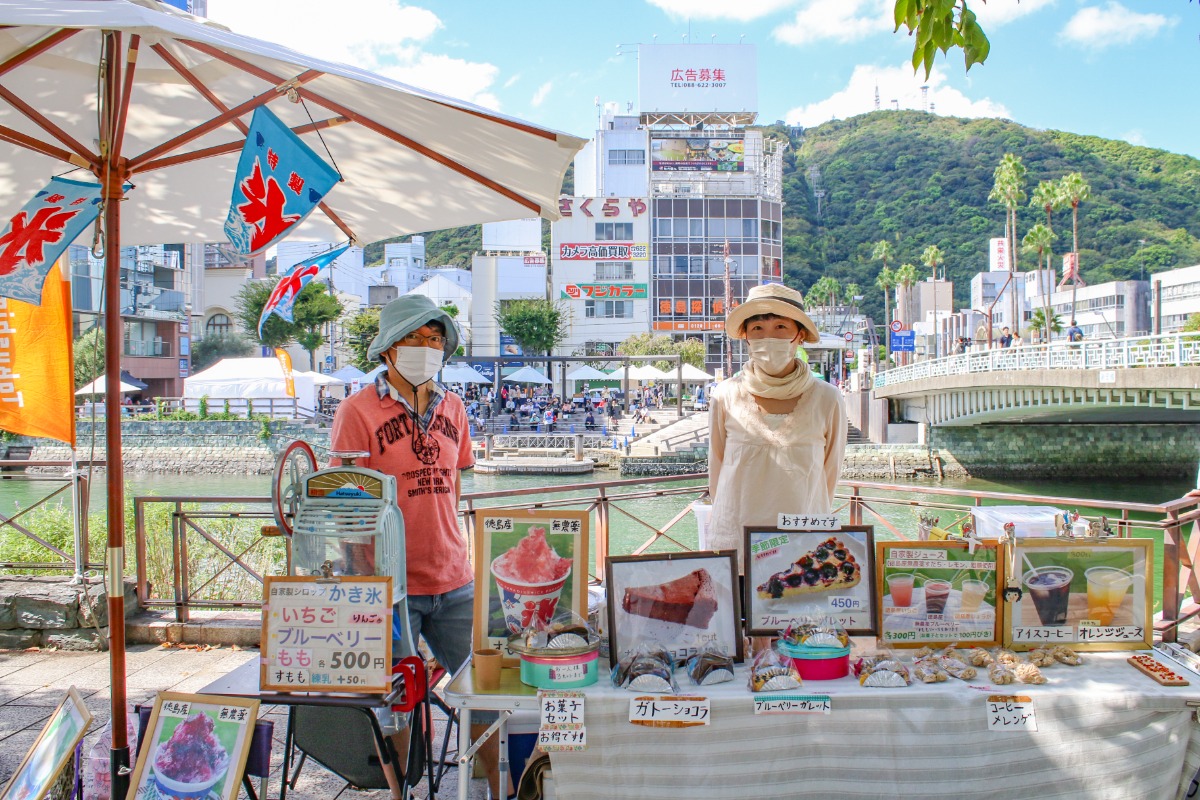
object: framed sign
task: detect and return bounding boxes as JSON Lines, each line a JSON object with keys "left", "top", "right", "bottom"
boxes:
{"left": 1003, "top": 538, "right": 1153, "bottom": 651}
{"left": 128, "top": 692, "right": 259, "bottom": 800}
{"left": 875, "top": 541, "right": 1004, "bottom": 648}
{"left": 0, "top": 687, "right": 91, "bottom": 800}
{"left": 606, "top": 550, "right": 744, "bottom": 664}
{"left": 262, "top": 576, "right": 393, "bottom": 692}
{"left": 744, "top": 526, "right": 877, "bottom": 636}
{"left": 474, "top": 509, "right": 590, "bottom": 663}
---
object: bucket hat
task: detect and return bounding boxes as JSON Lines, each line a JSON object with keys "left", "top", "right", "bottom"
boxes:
{"left": 367, "top": 294, "right": 460, "bottom": 361}
{"left": 724, "top": 283, "right": 820, "bottom": 343}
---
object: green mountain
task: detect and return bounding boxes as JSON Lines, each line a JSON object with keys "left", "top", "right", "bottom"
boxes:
{"left": 363, "top": 112, "right": 1200, "bottom": 325}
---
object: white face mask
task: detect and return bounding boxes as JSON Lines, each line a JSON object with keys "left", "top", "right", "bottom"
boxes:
{"left": 748, "top": 338, "right": 798, "bottom": 374}
{"left": 390, "top": 346, "right": 444, "bottom": 386}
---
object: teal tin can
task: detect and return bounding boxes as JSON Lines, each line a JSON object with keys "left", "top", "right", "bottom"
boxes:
{"left": 519, "top": 650, "right": 600, "bottom": 689}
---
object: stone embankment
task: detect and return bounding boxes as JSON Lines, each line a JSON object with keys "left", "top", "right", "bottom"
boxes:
{"left": 0, "top": 576, "right": 137, "bottom": 650}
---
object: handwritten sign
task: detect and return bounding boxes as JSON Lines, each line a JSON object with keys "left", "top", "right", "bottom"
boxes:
{"left": 261, "top": 576, "right": 392, "bottom": 693}
{"left": 753, "top": 694, "right": 832, "bottom": 715}
{"left": 629, "top": 696, "right": 711, "bottom": 727}
{"left": 986, "top": 695, "right": 1037, "bottom": 731}
{"left": 777, "top": 514, "right": 838, "bottom": 531}
{"left": 538, "top": 691, "right": 586, "bottom": 751}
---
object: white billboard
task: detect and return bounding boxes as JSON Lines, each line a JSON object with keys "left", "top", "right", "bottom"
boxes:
{"left": 482, "top": 218, "right": 542, "bottom": 253}
{"left": 638, "top": 44, "right": 757, "bottom": 114}
{"left": 989, "top": 237, "right": 1009, "bottom": 272}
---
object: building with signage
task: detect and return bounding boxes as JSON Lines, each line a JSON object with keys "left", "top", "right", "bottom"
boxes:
{"left": 471, "top": 220, "right": 548, "bottom": 357}
{"left": 561, "top": 43, "right": 785, "bottom": 374}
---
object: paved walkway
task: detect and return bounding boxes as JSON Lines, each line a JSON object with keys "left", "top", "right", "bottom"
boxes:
{"left": 0, "top": 644, "right": 485, "bottom": 799}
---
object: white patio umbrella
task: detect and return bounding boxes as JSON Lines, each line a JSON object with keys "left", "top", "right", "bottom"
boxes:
{"left": 441, "top": 363, "right": 491, "bottom": 384}
{"left": 74, "top": 375, "right": 141, "bottom": 395}
{"left": 565, "top": 365, "right": 611, "bottom": 382}
{"left": 503, "top": 365, "right": 553, "bottom": 384}
{"left": 656, "top": 363, "right": 715, "bottom": 383}
{"left": 629, "top": 364, "right": 672, "bottom": 381}
{"left": 0, "top": 0, "right": 584, "bottom": 782}
{"left": 297, "top": 370, "right": 344, "bottom": 386}
{"left": 329, "top": 364, "right": 366, "bottom": 383}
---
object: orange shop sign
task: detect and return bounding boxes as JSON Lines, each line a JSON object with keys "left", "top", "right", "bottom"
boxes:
{"left": 562, "top": 283, "right": 647, "bottom": 299}
{"left": 652, "top": 321, "right": 723, "bottom": 332}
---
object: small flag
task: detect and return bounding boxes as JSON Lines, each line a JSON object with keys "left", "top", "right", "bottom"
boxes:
{"left": 257, "top": 244, "right": 349, "bottom": 338}
{"left": 224, "top": 106, "right": 340, "bottom": 258}
{"left": 275, "top": 348, "right": 295, "bottom": 398}
{"left": 0, "top": 178, "right": 104, "bottom": 304}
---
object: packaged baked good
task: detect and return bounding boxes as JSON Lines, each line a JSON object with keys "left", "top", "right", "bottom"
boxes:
{"left": 912, "top": 646, "right": 935, "bottom": 659}
{"left": 965, "top": 647, "right": 994, "bottom": 667}
{"left": 1027, "top": 648, "right": 1055, "bottom": 667}
{"left": 748, "top": 647, "right": 802, "bottom": 692}
{"left": 687, "top": 645, "right": 734, "bottom": 686}
{"left": 940, "top": 645, "right": 964, "bottom": 662}
{"left": 611, "top": 645, "right": 676, "bottom": 693}
{"left": 779, "top": 615, "right": 849, "bottom": 650}
{"left": 855, "top": 652, "right": 911, "bottom": 688}
{"left": 938, "top": 656, "right": 978, "bottom": 681}
{"left": 912, "top": 657, "right": 948, "bottom": 683}
{"left": 993, "top": 648, "right": 1020, "bottom": 666}
{"left": 988, "top": 663, "right": 1016, "bottom": 685}
{"left": 1014, "top": 662, "right": 1047, "bottom": 685}
{"left": 1050, "top": 645, "right": 1082, "bottom": 666}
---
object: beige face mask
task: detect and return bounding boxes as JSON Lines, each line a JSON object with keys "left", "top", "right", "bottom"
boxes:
{"left": 747, "top": 338, "right": 797, "bottom": 374}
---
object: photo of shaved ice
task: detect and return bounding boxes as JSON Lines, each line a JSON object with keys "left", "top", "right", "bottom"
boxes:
{"left": 492, "top": 527, "right": 571, "bottom": 584}
{"left": 153, "top": 712, "right": 229, "bottom": 791}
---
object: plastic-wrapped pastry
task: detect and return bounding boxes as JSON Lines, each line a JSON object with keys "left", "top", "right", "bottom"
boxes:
{"left": 966, "top": 647, "right": 994, "bottom": 667}
{"left": 912, "top": 646, "right": 935, "bottom": 659}
{"left": 748, "top": 648, "right": 802, "bottom": 692}
{"left": 1013, "top": 662, "right": 1047, "bottom": 685}
{"left": 855, "top": 653, "right": 911, "bottom": 688}
{"left": 1027, "top": 648, "right": 1055, "bottom": 667}
{"left": 1050, "top": 645, "right": 1082, "bottom": 666}
{"left": 988, "top": 663, "right": 1016, "bottom": 684}
{"left": 993, "top": 648, "right": 1020, "bottom": 666}
{"left": 779, "top": 616, "right": 850, "bottom": 650}
{"left": 611, "top": 645, "right": 677, "bottom": 693}
{"left": 912, "top": 658, "right": 949, "bottom": 683}
{"left": 939, "top": 657, "right": 978, "bottom": 681}
{"left": 687, "top": 645, "right": 734, "bottom": 686}
{"left": 940, "top": 646, "right": 964, "bottom": 661}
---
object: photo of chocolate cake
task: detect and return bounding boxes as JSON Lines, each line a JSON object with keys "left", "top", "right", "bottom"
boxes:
{"left": 621, "top": 568, "right": 718, "bottom": 629}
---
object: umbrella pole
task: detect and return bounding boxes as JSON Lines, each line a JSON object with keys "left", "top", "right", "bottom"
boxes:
{"left": 101, "top": 32, "right": 130, "bottom": 800}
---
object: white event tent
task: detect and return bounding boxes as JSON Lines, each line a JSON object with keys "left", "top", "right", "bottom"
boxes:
{"left": 183, "top": 358, "right": 318, "bottom": 416}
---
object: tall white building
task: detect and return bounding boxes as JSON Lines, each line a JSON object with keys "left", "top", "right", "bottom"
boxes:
{"left": 1150, "top": 263, "right": 1200, "bottom": 333}
{"left": 470, "top": 220, "right": 548, "bottom": 357}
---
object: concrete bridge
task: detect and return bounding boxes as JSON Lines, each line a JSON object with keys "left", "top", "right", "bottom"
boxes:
{"left": 872, "top": 333, "right": 1200, "bottom": 426}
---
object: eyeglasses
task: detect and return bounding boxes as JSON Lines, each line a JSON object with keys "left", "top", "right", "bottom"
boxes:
{"left": 395, "top": 332, "right": 446, "bottom": 348}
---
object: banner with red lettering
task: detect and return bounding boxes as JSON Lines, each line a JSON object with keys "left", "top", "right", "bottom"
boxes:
{"left": 0, "top": 259, "right": 74, "bottom": 445}
{"left": 0, "top": 177, "right": 103, "bottom": 305}
{"left": 224, "top": 106, "right": 340, "bottom": 258}
{"left": 274, "top": 348, "right": 296, "bottom": 398}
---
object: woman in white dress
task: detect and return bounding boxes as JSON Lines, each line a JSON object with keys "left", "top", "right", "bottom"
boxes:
{"left": 708, "top": 283, "right": 848, "bottom": 573}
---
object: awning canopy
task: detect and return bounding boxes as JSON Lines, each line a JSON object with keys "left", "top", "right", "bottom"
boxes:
{"left": 503, "top": 366, "right": 553, "bottom": 384}
{"left": 75, "top": 375, "right": 140, "bottom": 395}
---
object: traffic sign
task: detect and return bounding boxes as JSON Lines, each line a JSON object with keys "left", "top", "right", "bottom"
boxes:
{"left": 843, "top": 331, "right": 854, "bottom": 342}
{"left": 845, "top": 349, "right": 855, "bottom": 358}
{"left": 890, "top": 330, "right": 915, "bottom": 353}
{"left": 890, "top": 320, "right": 904, "bottom": 333}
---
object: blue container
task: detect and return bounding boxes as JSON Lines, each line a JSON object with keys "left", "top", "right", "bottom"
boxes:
{"left": 775, "top": 642, "right": 852, "bottom": 680}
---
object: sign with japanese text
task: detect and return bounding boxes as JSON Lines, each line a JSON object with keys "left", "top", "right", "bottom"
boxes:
{"left": 558, "top": 243, "right": 649, "bottom": 261}
{"left": 473, "top": 509, "right": 590, "bottom": 665}
{"left": 776, "top": 514, "right": 838, "bottom": 531}
{"left": 261, "top": 576, "right": 392, "bottom": 693}
{"left": 224, "top": 106, "right": 339, "bottom": 258}
{"left": 752, "top": 694, "right": 832, "bottom": 715}
{"left": 651, "top": 320, "right": 724, "bottom": 332}
{"left": 538, "top": 691, "right": 586, "bottom": 752}
{"left": 556, "top": 197, "right": 647, "bottom": 219}
{"left": 651, "top": 136, "right": 745, "bottom": 172}
{"left": 890, "top": 330, "right": 915, "bottom": 352}
{"left": 745, "top": 526, "right": 876, "bottom": 637}
{"left": 628, "top": 696, "right": 710, "bottom": 727}
{"left": 0, "top": 177, "right": 103, "bottom": 305}
{"left": 1004, "top": 538, "right": 1152, "bottom": 651}
{"left": 986, "top": 695, "right": 1037, "bottom": 732}
{"left": 876, "top": 541, "right": 1003, "bottom": 648}
{"left": 561, "top": 283, "right": 647, "bottom": 300}
{"left": 638, "top": 43, "right": 756, "bottom": 114}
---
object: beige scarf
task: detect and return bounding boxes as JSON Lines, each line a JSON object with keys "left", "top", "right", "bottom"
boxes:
{"left": 740, "top": 357, "right": 814, "bottom": 400}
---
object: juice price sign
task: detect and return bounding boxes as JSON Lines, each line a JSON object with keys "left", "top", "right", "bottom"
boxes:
{"left": 261, "top": 576, "right": 393, "bottom": 693}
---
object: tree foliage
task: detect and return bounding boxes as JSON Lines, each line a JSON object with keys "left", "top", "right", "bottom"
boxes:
{"left": 234, "top": 279, "right": 344, "bottom": 368}
{"left": 73, "top": 326, "right": 104, "bottom": 387}
{"left": 495, "top": 299, "right": 567, "bottom": 357}
{"left": 191, "top": 334, "right": 254, "bottom": 372}
{"left": 345, "top": 307, "right": 381, "bottom": 371}
{"left": 893, "top": 0, "right": 990, "bottom": 79}
{"left": 615, "top": 333, "right": 705, "bottom": 371}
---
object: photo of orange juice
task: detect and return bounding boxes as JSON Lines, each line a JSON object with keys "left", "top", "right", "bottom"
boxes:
{"left": 1085, "top": 567, "right": 1132, "bottom": 625}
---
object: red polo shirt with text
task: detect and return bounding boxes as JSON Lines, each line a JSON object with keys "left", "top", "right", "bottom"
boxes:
{"left": 329, "top": 382, "right": 475, "bottom": 596}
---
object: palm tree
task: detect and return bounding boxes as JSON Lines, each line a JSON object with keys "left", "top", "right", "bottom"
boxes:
{"left": 872, "top": 240, "right": 894, "bottom": 275}
{"left": 1021, "top": 223, "right": 1057, "bottom": 341}
{"left": 875, "top": 265, "right": 896, "bottom": 369}
{"left": 1029, "top": 179, "right": 1063, "bottom": 230}
{"left": 1028, "top": 308, "right": 1063, "bottom": 343}
{"left": 806, "top": 275, "right": 841, "bottom": 329}
{"left": 1060, "top": 172, "right": 1091, "bottom": 324}
{"left": 989, "top": 153, "right": 1027, "bottom": 333}
{"left": 922, "top": 245, "right": 945, "bottom": 357}
{"left": 895, "top": 263, "right": 920, "bottom": 365}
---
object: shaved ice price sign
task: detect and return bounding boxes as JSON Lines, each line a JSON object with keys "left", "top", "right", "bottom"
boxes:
{"left": 473, "top": 509, "right": 591, "bottom": 663}
{"left": 261, "top": 576, "right": 392, "bottom": 693}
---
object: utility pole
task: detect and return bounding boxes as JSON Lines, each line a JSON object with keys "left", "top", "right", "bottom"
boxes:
{"left": 723, "top": 240, "right": 733, "bottom": 379}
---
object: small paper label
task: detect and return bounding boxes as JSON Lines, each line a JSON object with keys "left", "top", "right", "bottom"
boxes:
{"left": 551, "top": 518, "right": 583, "bottom": 533}
{"left": 548, "top": 662, "right": 588, "bottom": 681}
{"left": 753, "top": 694, "right": 832, "bottom": 715}
{"left": 539, "top": 691, "right": 585, "bottom": 727}
{"left": 1011, "top": 626, "right": 1076, "bottom": 643}
{"left": 629, "top": 696, "right": 710, "bottom": 727}
{"left": 536, "top": 727, "right": 586, "bottom": 751}
{"left": 987, "top": 695, "right": 1037, "bottom": 731}
{"left": 1077, "top": 625, "right": 1144, "bottom": 642}
{"left": 777, "top": 514, "right": 838, "bottom": 531}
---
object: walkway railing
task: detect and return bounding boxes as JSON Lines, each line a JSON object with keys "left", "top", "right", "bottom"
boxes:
{"left": 876, "top": 332, "right": 1200, "bottom": 389}
{"left": 0, "top": 461, "right": 96, "bottom": 575}
{"left": 130, "top": 476, "right": 1200, "bottom": 642}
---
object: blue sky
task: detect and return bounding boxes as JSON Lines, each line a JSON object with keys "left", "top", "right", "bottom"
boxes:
{"left": 207, "top": 0, "right": 1198, "bottom": 159}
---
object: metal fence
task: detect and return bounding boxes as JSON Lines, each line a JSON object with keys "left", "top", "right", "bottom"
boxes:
{"left": 128, "top": 476, "right": 1200, "bottom": 642}
{"left": 0, "top": 461, "right": 97, "bottom": 575}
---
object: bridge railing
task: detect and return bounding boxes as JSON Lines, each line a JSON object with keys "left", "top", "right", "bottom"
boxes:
{"left": 875, "top": 332, "right": 1200, "bottom": 389}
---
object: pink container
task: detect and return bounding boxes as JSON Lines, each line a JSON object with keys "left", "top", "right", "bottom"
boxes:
{"left": 776, "top": 643, "right": 852, "bottom": 680}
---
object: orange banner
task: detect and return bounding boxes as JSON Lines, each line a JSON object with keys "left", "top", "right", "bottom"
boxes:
{"left": 0, "top": 260, "right": 74, "bottom": 445}
{"left": 274, "top": 348, "right": 296, "bottom": 398}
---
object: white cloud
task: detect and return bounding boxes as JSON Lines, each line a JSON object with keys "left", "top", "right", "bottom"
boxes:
{"left": 531, "top": 81, "right": 554, "bottom": 108}
{"left": 1061, "top": 2, "right": 1174, "bottom": 47}
{"left": 783, "top": 63, "right": 1009, "bottom": 126}
{"left": 1121, "top": 129, "right": 1148, "bottom": 147}
{"left": 645, "top": 0, "right": 799, "bottom": 22}
{"left": 773, "top": 0, "right": 892, "bottom": 46}
{"left": 503, "top": 74, "right": 522, "bottom": 89}
{"left": 205, "top": 0, "right": 502, "bottom": 107}
{"left": 972, "top": 0, "right": 1056, "bottom": 27}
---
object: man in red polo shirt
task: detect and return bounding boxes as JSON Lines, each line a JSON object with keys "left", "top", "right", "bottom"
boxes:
{"left": 330, "top": 294, "right": 500, "bottom": 798}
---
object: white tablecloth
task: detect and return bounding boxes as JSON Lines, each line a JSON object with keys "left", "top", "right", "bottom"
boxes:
{"left": 547, "top": 652, "right": 1200, "bottom": 800}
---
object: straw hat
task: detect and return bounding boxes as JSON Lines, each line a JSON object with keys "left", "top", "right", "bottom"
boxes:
{"left": 367, "top": 294, "right": 460, "bottom": 361}
{"left": 724, "top": 283, "right": 819, "bottom": 344}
